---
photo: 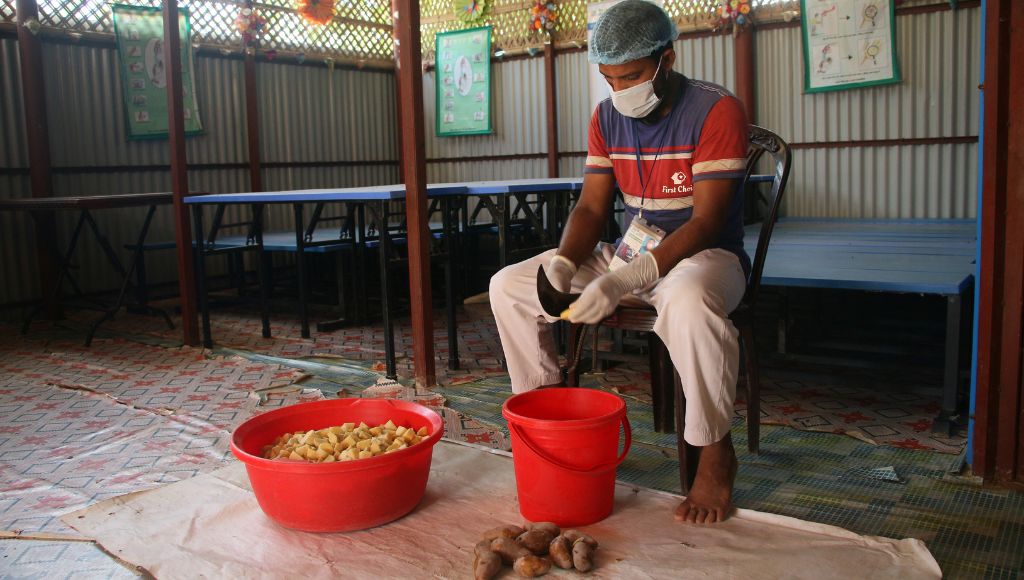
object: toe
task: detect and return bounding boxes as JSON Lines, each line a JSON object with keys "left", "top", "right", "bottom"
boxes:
{"left": 689, "top": 508, "right": 705, "bottom": 523}
{"left": 674, "top": 501, "right": 690, "bottom": 522}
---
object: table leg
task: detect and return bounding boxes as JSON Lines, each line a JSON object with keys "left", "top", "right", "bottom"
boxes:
{"left": 932, "top": 293, "right": 963, "bottom": 434}
{"left": 293, "top": 203, "right": 310, "bottom": 339}
{"left": 443, "top": 197, "right": 459, "bottom": 371}
{"left": 356, "top": 204, "right": 369, "bottom": 325}
{"left": 85, "top": 205, "right": 169, "bottom": 345}
{"left": 253, "top": 204, "right": 272, "bottom": 339}
{"left": 192, "top": 206, "right": 213, "bottom": 348}
{"left": 22, "top": 210, "right": 87, "bottom": 334}
{"left": 499, "top": 194, "right": 510, "bottom": 269}
{"left": 373, "top": 201, "right": 397, "bottom": 380}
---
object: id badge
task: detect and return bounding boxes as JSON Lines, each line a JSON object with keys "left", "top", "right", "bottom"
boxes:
{"left": 608, "top": 217, "right": 666, "bottom": 271}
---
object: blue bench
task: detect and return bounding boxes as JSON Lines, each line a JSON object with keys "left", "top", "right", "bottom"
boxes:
{"left": 125, "top": 231, "right": 357, "bottom": 306}
{"left": 744, "top": 218, "right": 976, "bottom": 432}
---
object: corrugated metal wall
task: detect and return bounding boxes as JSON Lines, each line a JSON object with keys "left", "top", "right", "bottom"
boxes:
{"left": 0, "top": 5, "right": 982, "bottom": 310}
{"left": 0, "top": 38, "right": 33, "bottom": 306}
{"left": 757, "top": 7, "right": 980, "bottom": 218}
{"left": 0, "top": 43, "right": 397, "bottom": 313}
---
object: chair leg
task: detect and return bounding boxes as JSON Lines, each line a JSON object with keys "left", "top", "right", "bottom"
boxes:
{"left": 674, "top": 369, "right": 699, "bottom": 494}
{"left": 648, "top": 333, "right": 675, "bottom": 434}
{"left": 740, "top": 324, "right": 760, "bottom": 455}
{"left": 565, "top": 323, "right": 583, "bottom": 387}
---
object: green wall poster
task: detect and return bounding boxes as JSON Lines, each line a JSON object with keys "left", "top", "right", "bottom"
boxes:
{"left": 800, "top": 0, "right": 900, "bottom": 94}
{"left": 112, "top": 4, "right": 203, "bottom": 139}
{"left": 435, "top": 26, "right": 492, "bottom": 137}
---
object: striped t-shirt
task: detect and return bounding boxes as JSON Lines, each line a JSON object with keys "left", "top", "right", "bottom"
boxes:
{"left": 584, "top": 77, "right": 750, "bottom": 273}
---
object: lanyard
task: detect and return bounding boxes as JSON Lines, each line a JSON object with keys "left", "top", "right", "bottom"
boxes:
{"left": 630, "top": 78, "right": 684, "bottom": 220}
{"left": 632, "top": 119, "right": 672, "bottom": 220}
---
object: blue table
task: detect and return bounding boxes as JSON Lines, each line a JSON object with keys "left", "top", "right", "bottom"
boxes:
{"left": 441, "top": 178, "right": 583, "bottom": 268}
{"left": 185, "top": 185, "right": 467, "bottom": 379}
{"left": 744, "top": 218, "right": 976, "bottom": 432}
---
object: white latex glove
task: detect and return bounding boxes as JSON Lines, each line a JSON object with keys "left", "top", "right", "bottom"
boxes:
{"left": 545, "top": 254, "right": 577, "bottom": 293}
{"left": 567, "top": 252, "right": 660, "bottom": 324}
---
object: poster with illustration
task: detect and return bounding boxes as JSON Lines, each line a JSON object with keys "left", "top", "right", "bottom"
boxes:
{"left": 800, "top": 0, "right": 899, "bottom": 93}
{"left": 113, "top": 4, "right": 203, "bottom": 139}
{"left": 435, "top": 27, "right": 492, "bottom": 137}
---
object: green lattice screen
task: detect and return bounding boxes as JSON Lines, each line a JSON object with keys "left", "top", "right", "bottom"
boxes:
{"left": 1, "top": 0, "right": 801, "bottom": 64}
{"left": 3, "top": 0, "right": 395, "bottom": 63}
{"left": 420, "top": 0, "right": 800, "bottom": 61}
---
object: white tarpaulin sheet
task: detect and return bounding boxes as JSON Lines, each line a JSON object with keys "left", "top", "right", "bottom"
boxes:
{"left": 65, "top": 441, "right": 941, "bottom": 579}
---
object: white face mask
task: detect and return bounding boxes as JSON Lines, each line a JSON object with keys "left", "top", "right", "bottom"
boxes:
{"left": 609, "top": 58, "right": 664, "bottom": 118}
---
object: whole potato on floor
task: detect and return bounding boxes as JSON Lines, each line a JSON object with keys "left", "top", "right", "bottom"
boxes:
{"left": 516, "top": 529, "right": 554, "bottom": 555}
{"left": 571, "top": 538, "right": 598, "bottom": 573}
{"left": 482, "top": 524, "right": 525, "bottom": 542}
{"left": 513, "top": 554, "right": 552, "bottom": 578}
{"left": 491, "top": 537, "right": 532, "bottom": 565}
{"left": 525, "top": 522, "right": 561, "bottom": 537}
{"left": 473, "top": 550, "right": 502, "bottom": 580}
{"left": 548, "top": 535, "right": 573, "bottom": 569}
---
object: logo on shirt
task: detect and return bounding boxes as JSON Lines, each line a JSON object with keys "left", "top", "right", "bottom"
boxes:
{"left": 662, "top": 170, "right": 693, "bottom": 195}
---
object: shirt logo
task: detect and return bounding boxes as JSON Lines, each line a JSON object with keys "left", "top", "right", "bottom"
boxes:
{"left": 671, "top": 171, "right": 688, "bottom": 185}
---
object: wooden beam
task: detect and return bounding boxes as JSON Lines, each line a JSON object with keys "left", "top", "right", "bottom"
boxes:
{"left": 394, "top": 58, "right": 406, "bottom": 183}
{"left": 163, "top": 1, "right": 199, "bottom": 346}
{"left": 394, "top": 0, "right": 436, "bottom": 387}
{"left": 244, "top": 50, "right": 263, "bottom": 192}
{"left": 391, "top": 0, "right": 405, "bottom": 183}
{"left": 15, "top": 0, "right": 58, "bottom": 319}
{"left": 974, "top": 0, "right": 1024, "bottom": 483}
{"left": 733, "top": 25, "right": 756, "bottom": 123}
{"left": 1000, "top": 0, "right": 1024, "bottom": 484}
{"left": 544, "top": 42, "right": 559, "bottom": 178}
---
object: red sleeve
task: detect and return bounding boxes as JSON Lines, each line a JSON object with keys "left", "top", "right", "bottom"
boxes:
{"left": 583, "top": 107, "right": 613, "bottom": 175}
{"left": 691, "top": 96, "right": 749, "bottom": 183}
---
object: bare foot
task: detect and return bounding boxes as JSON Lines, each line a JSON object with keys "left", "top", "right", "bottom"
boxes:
{"left": 674, "top": 434, "right": 737, "bottom": 524}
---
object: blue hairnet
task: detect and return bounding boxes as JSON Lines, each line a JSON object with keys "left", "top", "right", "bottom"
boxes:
{"left": 588, "top": 0, "right": 678, "bottom": 65}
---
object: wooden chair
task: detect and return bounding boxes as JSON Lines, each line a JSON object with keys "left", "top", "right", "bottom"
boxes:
{"left": 566, "top": 125, "right": 792, "bottom": 493}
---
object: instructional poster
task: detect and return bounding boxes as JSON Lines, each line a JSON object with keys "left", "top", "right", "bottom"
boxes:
{"left": 800, "top": 0, "right": 900, "bottom": 93}
{"left": 112, "top": 4, "right": 203, "bottom": 139}
{"left": 435, "top": 26, "right": 492, "bottom": 137}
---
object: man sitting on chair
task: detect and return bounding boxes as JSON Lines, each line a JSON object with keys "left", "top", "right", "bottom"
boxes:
{"left": 489, "top": 0, "right": 750, "bottom": 524}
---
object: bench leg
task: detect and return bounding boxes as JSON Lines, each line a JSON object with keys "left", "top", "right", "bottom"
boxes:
{"left": 315, "top": 249, "right": 351, "bottom": 333}
{"left": 648, "top": 333, "right": 676, "bottom": 434}
{"left": 932, "top": 293, "right": 963, "bottom": 434}
{"left": 192, "top": 207, "right": 214, "bottom": 349}
{"left": 293, "top": 204, "right": 310, "bottom": 339}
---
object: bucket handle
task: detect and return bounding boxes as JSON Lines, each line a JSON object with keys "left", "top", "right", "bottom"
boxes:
{"left": 508, "top": 415, "right": 632, "bottom": 475}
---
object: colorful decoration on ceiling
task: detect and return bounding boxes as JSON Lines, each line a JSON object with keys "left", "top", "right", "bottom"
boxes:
{"left": 529, "top": 1, "right": 557, "bottom": 33}
{"left": 454, "top": 0, "right": 488, "bottom": 25}
{"left": 297, "top": 0, "right": 336, "bottom": 26}
{"left": 235, "top": 4, "right": 267, "bottom": 49}
{"left": 717, "top": 0, "right": 752, "bottom": 34}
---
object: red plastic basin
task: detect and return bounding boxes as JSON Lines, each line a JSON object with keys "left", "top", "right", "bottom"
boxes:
{"left": 231, "top": 398, "right": 444, "bottom": 532}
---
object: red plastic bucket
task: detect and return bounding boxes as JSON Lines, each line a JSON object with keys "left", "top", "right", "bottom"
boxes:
{"left": 231, "top": 398, "right": 443, "bottom": 532}
{"left": 502, "top": 388, "right": 631, "bottom": 526}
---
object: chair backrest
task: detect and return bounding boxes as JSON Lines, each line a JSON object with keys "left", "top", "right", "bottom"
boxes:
{"left": 741, "top": 125, "right": 792, "bottom": 308}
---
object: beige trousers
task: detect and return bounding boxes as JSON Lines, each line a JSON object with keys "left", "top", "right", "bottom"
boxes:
{"left": 489, "top": 244, "right": 746, "bottom": 446}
